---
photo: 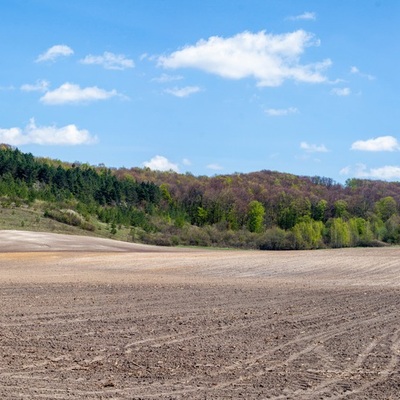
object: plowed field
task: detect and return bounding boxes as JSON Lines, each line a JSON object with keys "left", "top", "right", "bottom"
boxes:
{"left": 0, "top": 231, "right": 399, "bottom": 399}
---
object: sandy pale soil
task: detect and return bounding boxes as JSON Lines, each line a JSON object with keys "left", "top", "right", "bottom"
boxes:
{"left": 0, "top": 231, "right": 399, "bottom": 399}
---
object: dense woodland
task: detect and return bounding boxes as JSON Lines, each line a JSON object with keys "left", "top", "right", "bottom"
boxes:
{"left": 1, "top": 144, "right": 400, "bottom": 249}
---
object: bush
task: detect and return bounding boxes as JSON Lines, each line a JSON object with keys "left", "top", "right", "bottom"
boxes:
{"left": 44, "top": 208, "right": 95, "bottom": 231}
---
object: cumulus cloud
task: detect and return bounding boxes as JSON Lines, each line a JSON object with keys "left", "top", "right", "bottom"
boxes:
{"left": 40, "top": 83, "right": 118, "bottom": 105}
{"left": 331, "top": 87, "right": 351, "bottom": 96}
{"left": 287, "top": 12, "right": 317, "bottom": 21}
{"left": 80, "top": 51, "right": 134, "bottom": 70}
{"left": 300, "top": 142, "right": 328, "bottom": 153}
{"left": 142, "top": 155, "right": 179, "bottom": 172}
{"left": 341, "top": 163, "right": 400, "bottom": 180}
{"left": 36, "top": 45, "right": 74, "bottom": 62}
{"left": 158, "top": 30, "right": 331, "bottom": 87}
{"left": 0, "top": 118, "right": 97, "bottom": 146}
{"left": 351, "top": 136, "right": 400, "bottom": 152}
{"left": 265, "top": 107, "right": 298, "bottom": 116}
{"left": 164, "top": 86, "right": 201, "bottom": 97}
{"left": 20, "top": 80, "right": 50, "bottom": 92}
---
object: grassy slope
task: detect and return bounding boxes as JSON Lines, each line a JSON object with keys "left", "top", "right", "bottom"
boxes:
{"left": 0, "top": 204, "right": 134, "bottom": 242}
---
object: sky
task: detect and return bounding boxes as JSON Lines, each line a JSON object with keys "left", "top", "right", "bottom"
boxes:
{"left": 1, "top": 0, "right": 400, "bottom": 183}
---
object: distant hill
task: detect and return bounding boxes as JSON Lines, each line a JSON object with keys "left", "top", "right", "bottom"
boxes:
{"left": 1, "top": 145, "right": 400, "bottom": 249}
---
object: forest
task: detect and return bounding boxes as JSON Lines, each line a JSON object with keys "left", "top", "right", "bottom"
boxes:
{"left": 1, "top": 144, "right": 400, "bottom": 250}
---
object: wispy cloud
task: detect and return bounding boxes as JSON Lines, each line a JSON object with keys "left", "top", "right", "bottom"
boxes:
{"left": 80, "top": 51, "right": 134, "bottom": 70}
{"left": 351, "top": 136, "right": 400, "bottom": 151}
{"left": 0, "top": 118, "right": 97, "bottom": 146}
{"left": 207, "top": 163, "right": 223, "bottom": 171}
{"left": 152, "top": 73, "right": 184, "bottom": 83}
{"left": 350, "top": 66, "right": 375, "bottom": 80}
{"left": 341, "top": 163, "right": 400, "bottom": 180}
{"left": 331, "top": 87, "right": 351, "bottom": 96}
{"left": 158, "top": 30, "right": 331, "bottom": 87}
{"left": 300, "top": 142, "right": 328, "bottom": 153}
{"left": 165, "top": 86, "right": 201, "bottom": 98}
{"left": 339, "top": 166, "right": 351, "bottom": 176}
{"left": 287, "top": 12, "right": 317, "bottom": 21}
{"left": 142, "top": 155, "right": 179, "bottom": 172}
{"left": 36, "top": 45, "right": 74, "bottom": 62}
{"left": 21, "top": 79, "right": 50, "bottom": 93}
{"left": 265, "top": 107, "right": 298, "bottom": 116}
{"left": 40, "top": 83, "right": 118, "bottom": 105}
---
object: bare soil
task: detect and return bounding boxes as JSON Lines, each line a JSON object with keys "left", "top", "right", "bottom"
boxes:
{"left": 0, "top": 230, "right": 399, "bottom": 399}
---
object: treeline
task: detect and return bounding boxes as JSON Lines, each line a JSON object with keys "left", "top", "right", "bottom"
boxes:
{"left": 1, "top": 145, "right": 400, "bottom": 249}
{"left": 116, "top": 166, "right": 400, "bottom": 249}
{"left": 0, "top": 145, "right": 161, "bottom": 231}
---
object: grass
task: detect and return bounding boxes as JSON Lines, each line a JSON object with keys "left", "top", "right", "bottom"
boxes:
{"left": 0, "top": 202, "right": 135, "bottom": 242}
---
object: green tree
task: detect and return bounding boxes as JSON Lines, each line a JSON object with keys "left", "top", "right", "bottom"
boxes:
{"left": 375, "top": 196, "right": 397, "bottom": 222}
{"left": 348, "top": 217, "right": 373, "bottom": 246}
{"left": 329, "top": 218, "right": 351, "bottom": 248}
{"left": 334, "top": 200, "right": 348, "bottom": 219}
{"left": 247, "top": 200, "right": 265, "bottom": 233}
{"left": 312, "top": 199, "right": 327, "bottom": 221}
{"left": 292, "top": 217, "right": 324, "bottom": 249}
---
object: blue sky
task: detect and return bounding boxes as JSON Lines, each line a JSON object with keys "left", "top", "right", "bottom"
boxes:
{"left": 1, "top": 0, "right": 400, "bottom": 183}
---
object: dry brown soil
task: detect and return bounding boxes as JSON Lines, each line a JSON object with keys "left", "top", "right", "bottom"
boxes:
{"left": 0, "top": 230, "right": 399, "bottom": 399}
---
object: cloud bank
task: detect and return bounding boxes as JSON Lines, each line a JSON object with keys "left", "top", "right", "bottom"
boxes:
{"left": 143, "top": 155, "right": 179, "bottom": 172}
{"left": 351, "top": 136, "right": 400, "bottom": 152}
{"left": 21, "top": 80, "right": 50, "bottom": 93}
{"left": 158, "top": 30, "right": 331, "bottom": 87}
{"left": 0, "top": 119, "right": 97, "bottom": 146}
{"left": 341, "top": 164, "right": 400, "bottom": 180}
{"left": 40, "top": 83, "right": 118, "bottom": 105}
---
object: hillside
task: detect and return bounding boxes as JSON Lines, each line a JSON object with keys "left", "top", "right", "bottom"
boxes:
{"left": 1, "top": 145, "right": 400, "bottom": 249}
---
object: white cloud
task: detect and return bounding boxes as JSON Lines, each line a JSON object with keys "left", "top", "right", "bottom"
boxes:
{"left": 165, "top": 86, "right": 201, "bottom": 97}
{"left": 265, "top": 107, "right": 298, "bottom": 116}
{"left": 158, "top": 30, "right": 331, "bottom": 87}
{"left": 182, "top": 158, "right": 192, "bottom": 166}
{"left": 331, "top": 87, "right": 351, "bottom": 96}
{"left": 21, "top": 80, "right": 50, "bottom": 92}
{"left": 300, "top": 142, "right": 328, "bottom": 153}
{"left": 364, "top": 166, "right": 400, "bottom": 180}
{"left": 36, "top": 45, "right": 74, "bottom": 62}
{"left": 339, "top": 166, "right": 351, "bottom": 175}
{"left": 40, "top": 83, "right": 118, "bottom": 105}
{"left": 0, "top": 118, "right": 97, "bottom": 146}
{"left": 207, "top": 163, "right": 223, "bottom": 171}
{"left": 350, "top": 65, "right": 375, "bottom": 80}
{"left": 341, "top": 163, "right": 400, "bottom": 180}
{"left": 351, "top": 136, "right": 400, "bottom": 152}
{"left": 80, "top": 51, "right": 134, "bottom": 70}
{"left": 142, "top": 155, "right": 179, "bottom": 172}
{"left": 287, "top": 12, "right": 317, "bottom": 21}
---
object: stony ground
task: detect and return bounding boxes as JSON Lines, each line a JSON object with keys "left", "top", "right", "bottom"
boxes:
{"left": 0, "top": 231, "right": 399, "bottom": 399}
